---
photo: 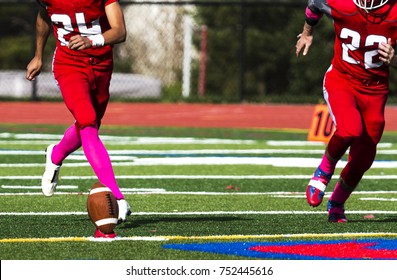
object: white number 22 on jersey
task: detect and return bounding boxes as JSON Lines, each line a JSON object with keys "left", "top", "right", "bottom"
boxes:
{"left": 51, "top": 13, "right": 102, "bottom": 46}
{"left": 340, "top": 27, "right": 387, "bottom": 69}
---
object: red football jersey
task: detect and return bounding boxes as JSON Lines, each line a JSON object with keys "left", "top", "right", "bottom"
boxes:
{"left": 308, "top": 0, "right": 397, "bottom": 81}
{"left": 37, "top": 0, "right": 118, "bottom": 57}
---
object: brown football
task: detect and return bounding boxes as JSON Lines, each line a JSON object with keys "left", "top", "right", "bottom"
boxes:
{"left": 87, "top": 182, "right": 119, "bottom": 234}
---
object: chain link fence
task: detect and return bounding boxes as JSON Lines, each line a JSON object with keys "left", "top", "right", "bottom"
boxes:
{"left": 1, "top": 0, "right": 337, "bottom": 103}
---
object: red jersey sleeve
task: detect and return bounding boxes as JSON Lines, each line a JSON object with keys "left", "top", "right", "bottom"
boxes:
{"left": 104, "top": 0, "right": 118, "bottom": 5}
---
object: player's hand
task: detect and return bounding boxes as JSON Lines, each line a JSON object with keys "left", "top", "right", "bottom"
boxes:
{"left": 26, "top": 57, "right": 43, "bottom": 81}
{"left": 379, "top": 38, "right": 395, "bottom": 65}
{"left": 296, "top": 24, "right": 314, "bottom": 57}
{"left": 68, "top": 35, "right": 92, "bottom": 50}
{"left": 296, "top": 33, "right": 313, "bottom": 57}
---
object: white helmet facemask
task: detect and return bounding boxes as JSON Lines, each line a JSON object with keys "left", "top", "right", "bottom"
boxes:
{"left": 353, "top": 0, "right": 389, "bottom": 11}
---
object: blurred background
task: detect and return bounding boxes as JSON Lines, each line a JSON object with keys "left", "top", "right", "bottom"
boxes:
{"left": 2, "top": 0, "right": 396, "bottom": 104}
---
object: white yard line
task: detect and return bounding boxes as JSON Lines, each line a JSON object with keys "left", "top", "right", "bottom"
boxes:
{"left": 3, "top": 174, "right": 397, "bottom": 180}
{"left": 1, "top": 148, "right": 396, "bottom": 155}
{"left": 0, "top": 185, "right": 78, "bottom": 190}
{"left": 2, "top": 155, "right": 397, "bottom": 168}
{"left": 1, "top": 210, "right": 397, "bottom": 216}
{"left": 0, "top": 133, "right": 256, "bottom": 145}
{"left": 359, "top": 198, "right": 397, "bottom": 202}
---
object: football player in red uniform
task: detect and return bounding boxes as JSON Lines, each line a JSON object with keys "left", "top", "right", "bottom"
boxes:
{"left": 26, "top": 0, "right": 131, "bottom": 224}
{"left": 296, "top": 0, "right": 397, "bottom": 222}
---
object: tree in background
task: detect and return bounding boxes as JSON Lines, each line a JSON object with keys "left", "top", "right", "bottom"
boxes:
{"left": 193, "top": 4, "right": 334, "bottom": 103}
{"left": 0, "top": 5, "right": 35, "bottom": 69}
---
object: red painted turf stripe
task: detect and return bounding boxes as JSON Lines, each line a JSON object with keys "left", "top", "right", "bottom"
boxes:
{"left": 251, "top": 242, "right": 397, "bottom": 259}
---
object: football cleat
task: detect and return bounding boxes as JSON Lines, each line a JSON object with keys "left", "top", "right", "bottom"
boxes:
{"left": 327, "top": 200, "right": 348, "bottom": 223}
{"left": 94, "top": 228, "right": 117, "bottom": 238}
{"left": 306, "top": 167, "right": 333, "bottom": 207}
{"left": 117, "top": 199, "right": 131, "bottom": 224}
{"left": 41, "top": 144, "right": 61, "bottom": 197}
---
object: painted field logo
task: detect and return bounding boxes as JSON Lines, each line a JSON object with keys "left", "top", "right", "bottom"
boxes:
{"left": 163, "top": 239, "right": 397, "bottom": 260}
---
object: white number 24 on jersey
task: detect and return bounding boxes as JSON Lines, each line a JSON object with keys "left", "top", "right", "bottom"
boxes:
{"left": 340, "top": 27, "right": 387, "bottom": 69}
{"left": 51, "top": 13, "right": 102, "bottom": 46}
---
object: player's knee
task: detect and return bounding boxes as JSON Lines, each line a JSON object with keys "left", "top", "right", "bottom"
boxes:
{"left": 344, "top": 127, "right": 363, "bottom": 139}
{"left": 73, "top": 104, "right": 98, "bottom": 129}
{"left": 75, "top": 115, "right": 97, "bottom": 129}
{"left": 367, "top": 119, "right": 385, "bottom": 144}
{"left": 331, "top": 133, "right": 356, "bottom": 148}
{"left": 334, "top": 124, "right": 362, "bottom": 140}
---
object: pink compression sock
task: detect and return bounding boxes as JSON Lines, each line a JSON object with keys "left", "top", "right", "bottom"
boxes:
{"left": 80, "top": 126, "right": 124, "bottom": 200}
{"left": 318, "top": 153, "right": 336, "bottom": 175}
{"left": 329, "top": 181, "right": 351, "bottom": 204}
{"left": 51, "top": 124, "right": 82, "bottom": 165}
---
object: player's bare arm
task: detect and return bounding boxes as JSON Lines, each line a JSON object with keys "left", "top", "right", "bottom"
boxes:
{"left": 296, "top": 22, "right": 314, "bottom": 57}
{"left": 68, "top": 2, "right": 126, "bottom": 51}
{"left": 104, "top": 2, "right": 127, "bottom": 44}
{"left": 296, "top": 4, "right": 323, "bottom": 57}
{"left": 26, "top": 6, "right": 51, "bottom": 81}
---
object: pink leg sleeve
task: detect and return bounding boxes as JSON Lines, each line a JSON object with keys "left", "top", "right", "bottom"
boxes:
{"left": 51, "top": 124, "right": 82, "bottom": 165}
{"left": 80, "top": 125, "right": 124, "bottom": 200}
{"left": 329, "top": 181, "right": 351, "bottom": 204}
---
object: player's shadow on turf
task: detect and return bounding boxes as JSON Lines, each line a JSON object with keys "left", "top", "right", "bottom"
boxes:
{"left": 119, "top": 216, "right": 246, "bottom": 229}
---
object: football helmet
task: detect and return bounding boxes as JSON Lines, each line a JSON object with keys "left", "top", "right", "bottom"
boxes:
{"left": 353, "top": 0, "right": 388, "bottom": 11}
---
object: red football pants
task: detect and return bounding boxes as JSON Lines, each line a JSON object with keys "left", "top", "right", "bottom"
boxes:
{"left": 323, "top": 66, "right": 388, "bottom": 187}
{"left": 53, "top": 48, "right": 113, "bottom": 129}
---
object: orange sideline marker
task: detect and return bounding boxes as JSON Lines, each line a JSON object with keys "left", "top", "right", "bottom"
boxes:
{"left": 308, "top": 105, "right": 335, "bottom": 143}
